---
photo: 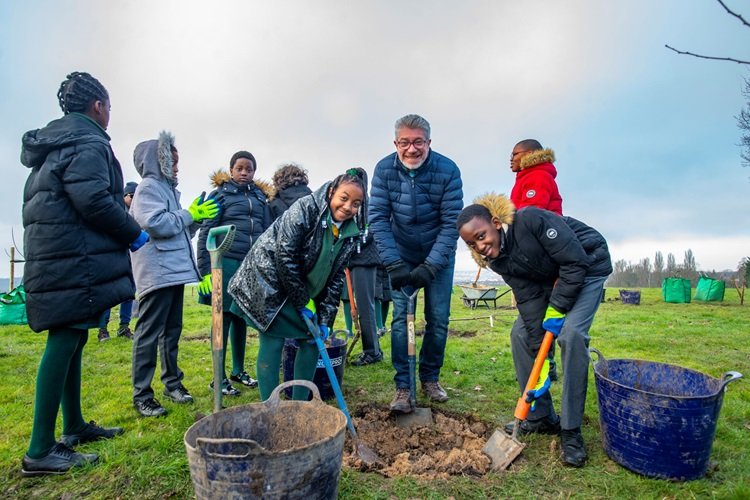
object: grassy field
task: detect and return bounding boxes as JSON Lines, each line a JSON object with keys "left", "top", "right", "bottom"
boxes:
{"left": 0, "top": 286, "right": 748, "bottom": 499}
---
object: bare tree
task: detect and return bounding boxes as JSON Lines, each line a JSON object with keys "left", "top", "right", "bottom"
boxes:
{"left": 683, "top": 249, "right": 699, "bottom": 283}
{"left": 665, "top": 0, "right": 750, "bottom": 65}
{"left": 739, "top": 257, "right": 750, "bottom": 285}
{"left": 653, "top": 251, "right": 665, "bottom": 284}
{"left": 666, "top": 253, "right": 677, "bottom": 275}
{"left": 638, "top": 257, "right": 652, "bottom": 287}
{"left": 666, "top": 0, "right": 750, "bottom": 174}
{"left": 740, "top": 78, "right": 750, "bottom": 168}
{"left": 736, "top": 257, "right": 749, "bottom": 304}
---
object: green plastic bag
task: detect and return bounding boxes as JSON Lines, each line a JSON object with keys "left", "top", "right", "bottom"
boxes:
{"left": 662, "top": 277, "right": 691, "bottom": 303}
{"left": 694, "top": 276, "right": 725, "bottom": 302}
{"left": 0, "top": 284, "right": 27, "bottom": 325}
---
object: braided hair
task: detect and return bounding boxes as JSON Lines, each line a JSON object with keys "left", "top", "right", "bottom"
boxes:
{"left": 328, "top": 167, "right": 369, "bottom": 250}
{"left": 57, "top": 72, "right": 109, "bottom": 114}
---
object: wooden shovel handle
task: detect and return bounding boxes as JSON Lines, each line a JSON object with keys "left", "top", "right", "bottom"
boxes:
{"left": 345, "top": 268, "right": 358, "bottom": 322}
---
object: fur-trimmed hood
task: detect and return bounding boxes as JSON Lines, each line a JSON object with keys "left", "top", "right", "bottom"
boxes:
{"left": 466, "top": 192, "right": 515, "bottom": 269}
{"left": 133, "top": 130, "right": 177, "bottom": 185}
{"left": 519, "top": 148, "right": 555, "bottom": 170}
{"left": 208, "top": 169, "right": 275, "bottom": 198}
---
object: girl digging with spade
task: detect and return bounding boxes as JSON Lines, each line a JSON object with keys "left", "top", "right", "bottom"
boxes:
{"left": 229, "top": 168, "right": 369, "bottom": 401}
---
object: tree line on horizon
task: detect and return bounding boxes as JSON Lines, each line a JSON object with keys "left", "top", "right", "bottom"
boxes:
{"left": 607, "top": 249, "right": 750, "bottom": 288}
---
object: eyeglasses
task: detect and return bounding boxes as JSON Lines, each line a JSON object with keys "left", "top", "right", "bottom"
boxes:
{"left": 396, "top": 138, "right": 429, "bottom": 149}
{"left": 510, "top": 150, "right": 527, "bottom": 159}
{"left": 124, "top": 193, "right": 134, "bottom": 198}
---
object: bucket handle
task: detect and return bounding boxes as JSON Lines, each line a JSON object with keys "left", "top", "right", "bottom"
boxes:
{"left": 195, "top": 437, "right": 264, "bottom": 459}
{"left": 589, "top": 347, "right": 605, "bottom": 364}
{"left": 588, "top": 347, "right": 608, "bottom": 377}
{"left": 265, "top": 379, "right": 322, "bottom": 412}
{"left": 721, "top": 371, "right": 743, "bottom": 390}
{"left": 332, "top": 328, "right": 349, "bottom": 341}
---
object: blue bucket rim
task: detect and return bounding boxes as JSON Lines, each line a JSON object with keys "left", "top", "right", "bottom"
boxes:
{"left": 589, "top": 348, "right": 741, "bottom": 400}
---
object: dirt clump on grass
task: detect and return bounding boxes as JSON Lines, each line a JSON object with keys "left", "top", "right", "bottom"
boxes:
{"left": 343, "top": 404, "right": 494, "bottom": 479}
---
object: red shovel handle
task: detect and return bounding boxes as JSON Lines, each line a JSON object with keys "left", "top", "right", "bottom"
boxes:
{"left": 514, "top": 331, "right": 555, "bottom": 421}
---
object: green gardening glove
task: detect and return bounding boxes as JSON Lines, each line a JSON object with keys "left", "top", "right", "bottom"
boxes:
{"left": 298, "top": 298, "right": 317, "bottom": 323}
{"left": 188, "top": 192, "right": 220, "bottom": 222}
{"left": 198, "top": 274, "right": 212, "bottom": 296}
{"left": 542, "top": 305, "right": 566, "bottom": 338}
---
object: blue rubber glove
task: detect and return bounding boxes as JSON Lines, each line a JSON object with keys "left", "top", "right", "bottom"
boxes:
{"left": 318, "top": 324, "right": 330, "bottom": 341}
{"left": 526, "top": 358, "right": 552, "bottom": 412}
{"left": 198, "top": 274, "right": 211, "bottom": 296}
{"left": 298, "top": 299, "right": 317, "bottom": 323}
{"left": 129, "top": 230, "right": 149, "bottom": 252}
{"left": 542, "top": 305, "right": 566, "bottom": 338}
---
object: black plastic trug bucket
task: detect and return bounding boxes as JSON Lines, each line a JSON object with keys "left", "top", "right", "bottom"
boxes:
{"left": 283, "top": 332, "right": 347, "bottom": 400}
{"left": 590, "top": 348, "right": 742, "bottom": 481}
{"left": 618, "top": 289, "right": 641, "bottom": 305}
{"left": 184, "top": 380, "right": 346, "bottom": 499}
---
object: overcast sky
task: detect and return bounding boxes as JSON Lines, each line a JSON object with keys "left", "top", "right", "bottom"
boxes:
{"left": 1, "top": 0, "right": 748, "bottom": 279}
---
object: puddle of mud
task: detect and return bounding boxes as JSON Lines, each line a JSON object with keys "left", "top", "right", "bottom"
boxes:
{"left": 342, "top": 404, "right": 495, "bottom": 479}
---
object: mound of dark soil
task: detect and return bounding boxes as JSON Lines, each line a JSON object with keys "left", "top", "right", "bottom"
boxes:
{"left": 343, "top": 404, "right": 494, "bottom": 479}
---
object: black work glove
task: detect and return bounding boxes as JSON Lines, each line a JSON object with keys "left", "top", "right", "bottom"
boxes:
{"left": 410, "top": 263, "right": 437, "bottom": 289}
{"left": 386, "top": 261, "right": 411, "bottom": 291}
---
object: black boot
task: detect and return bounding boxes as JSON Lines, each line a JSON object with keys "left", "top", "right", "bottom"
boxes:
{"left": 560, "top": 428, "right": 587, "bottom": 467}
{"left": 504, "top": 414, "right": 561, "bottom": 436}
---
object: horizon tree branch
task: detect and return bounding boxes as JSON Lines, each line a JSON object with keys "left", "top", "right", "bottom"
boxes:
{"left": 664, "top": 44, "right": 750, "bottom": 65}
{"left": 717, "top": 0, "right": 750, "bottom": 28}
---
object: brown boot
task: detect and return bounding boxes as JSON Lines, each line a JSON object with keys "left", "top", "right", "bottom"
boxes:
{"left": 421, "top": 381, "right": 448, "bottom": 402}
{"left": 389, "top": 388, "right": 412, "bottom": 413}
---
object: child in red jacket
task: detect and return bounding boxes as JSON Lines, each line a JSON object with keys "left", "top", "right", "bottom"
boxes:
{"left": 509, "top": 139, "right": 563, "bottom": 215}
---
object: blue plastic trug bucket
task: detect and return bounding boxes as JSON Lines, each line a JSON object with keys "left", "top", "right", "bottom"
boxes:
{"left": 590, "top": 348, "right": 742, "bottom": 481}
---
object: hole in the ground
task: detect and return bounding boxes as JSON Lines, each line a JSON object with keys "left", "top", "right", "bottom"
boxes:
{"left": 343, "top": 404, "right": 496, "bottom": 479}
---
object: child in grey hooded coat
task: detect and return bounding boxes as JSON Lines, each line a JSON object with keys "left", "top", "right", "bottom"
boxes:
{"left": 129, "top": 131, "right": 220, "bottom": 417}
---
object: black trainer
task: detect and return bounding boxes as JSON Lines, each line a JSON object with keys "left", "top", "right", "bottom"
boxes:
{"left": 504, "top": 414, "right": 561, "bottom": 436}
{"left": 561, "top": 428, "right": 587, "bottom": 467}
{"left": 229, "top": 371, "right": 258, "bottom": 388}
{"left": 60, "top": 420, "right": 124, "bottom": 447}
{"left": 21, "top": 443, "right": 98, "bottom": 477}
{"left": 209, "top": 379, "right": 240, "bottom": 396}
{"left": 134, "top": 398, "right": 167, "bottom": 417}
{"left": 117, "top": 325, "right": 133, "bottom": 339}
{"left": 350, "top": 352, "right": 383, "bottom": 367}
{"left": 163, "top": 384, "right": 194, "bottom": 404}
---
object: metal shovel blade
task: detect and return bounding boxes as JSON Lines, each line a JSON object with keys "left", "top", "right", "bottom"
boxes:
{"left": 354, "top": 441, "right": 382, "bottom": 467}
{"left": 394, "top": 406, "right": 434, "bottom": 428}
{"left": 482, "top": 428, "right": 526, "bottom": 471}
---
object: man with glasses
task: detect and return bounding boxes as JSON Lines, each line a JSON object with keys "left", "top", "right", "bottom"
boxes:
{"left": 369, "top": 114, "right": 463, "bottom": 413}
